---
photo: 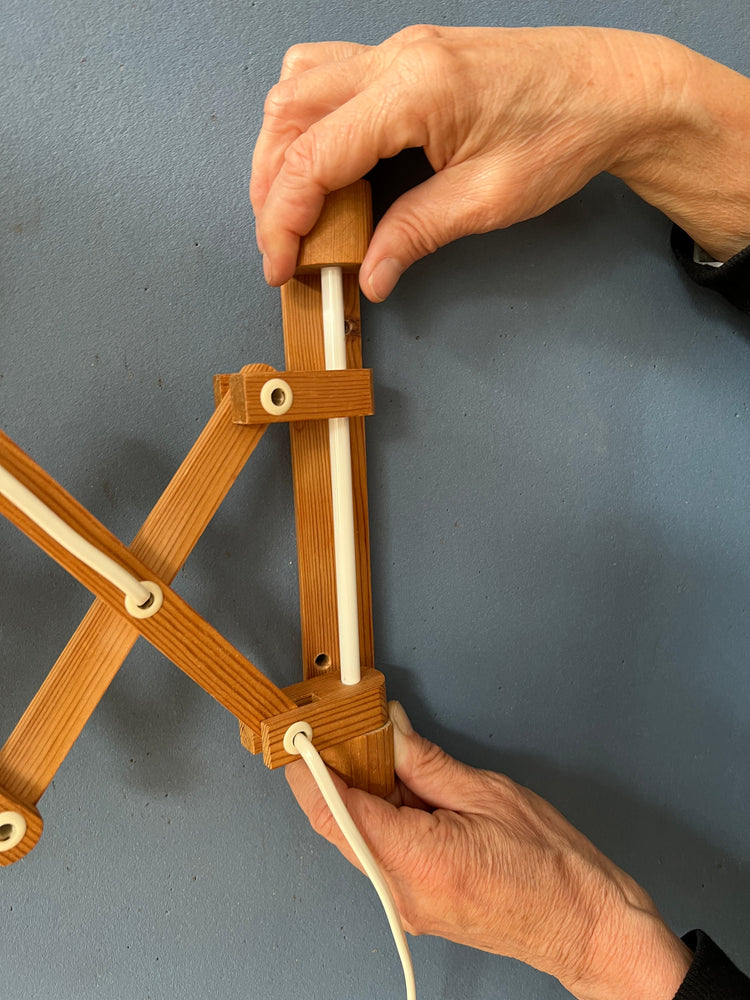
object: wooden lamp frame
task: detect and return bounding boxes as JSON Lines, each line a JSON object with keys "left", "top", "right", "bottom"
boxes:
{"left": 0, "top": 181, "right": 394, "bottom": 867}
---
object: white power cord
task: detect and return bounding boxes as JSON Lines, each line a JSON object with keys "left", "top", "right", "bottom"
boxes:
{"left": 285, "top": 722, "right": 417, "bottom": 1000}
{"left": 0, "top": 463, "right": 162, "bottom": 617}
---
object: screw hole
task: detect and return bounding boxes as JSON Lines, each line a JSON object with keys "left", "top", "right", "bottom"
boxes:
{"left": 271, "top": 387, "right": 286, "bottom": 407}
{"left": 0, "top": 823, "right": 15, "bottom": 843}
{"left": 138, "top": 592, "right": 155, "bottom": 611}
{"left": 344, "top": 320, "right": 355, "bottom": 336}
{"left": 314, "top": 652, "right": 331, "bottom": 671}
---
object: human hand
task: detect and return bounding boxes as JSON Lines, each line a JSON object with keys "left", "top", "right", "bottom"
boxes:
{"left": 286, "top": 702, "right": 692, "bottom": 1000}
{"left": 252, "top": 25, "right": 750, "bottom": 300}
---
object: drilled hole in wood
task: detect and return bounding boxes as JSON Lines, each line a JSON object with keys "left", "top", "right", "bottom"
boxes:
{"left": 344, "top": 320, "right": 355, "bottom": 336}
{"left": 0, "top": 823, "right": 15, "bottom": 843}
{"left": 270, "top": 387, "right": 286, "bottom": 407}
{"left": 138, "top": 592, "right": 155, "bottom": 611}
{"left": 314, "top": 652, "right": 331, "bottom": 671}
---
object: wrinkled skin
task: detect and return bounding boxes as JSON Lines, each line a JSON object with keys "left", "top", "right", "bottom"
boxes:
{"left": 287, "top": 704, "right": 693, "bottom": 1000}
{"left": 252, "top": 25, "right": 750, "bottom": 301}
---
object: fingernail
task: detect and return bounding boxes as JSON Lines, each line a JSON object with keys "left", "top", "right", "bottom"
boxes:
{"left": 368, "top": 258, "right": 404, "bottom": 302}
{"left": 262, "top": 253, "right": 273, "bottom": 285}
{"left": 388, "top": 700, "right": 413, "bottom": 736}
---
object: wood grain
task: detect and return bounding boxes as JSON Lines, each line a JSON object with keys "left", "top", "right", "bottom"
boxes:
{"left": 260, "top": 669, "right": 387, "bottom": 769}
{"left": 281, "top": 276, "right": 374, "bottom": 678}
{"left": 229, "top": 369, "right": 374, "bottom": 424}
{"left": 296, "top": 181, "right": 372, "bottom": 273}
{"left": 321, "top": 722, "right": 395, "bottom": 798}
{"left": 0, "top": 367, "right": 285, "bottom": 815}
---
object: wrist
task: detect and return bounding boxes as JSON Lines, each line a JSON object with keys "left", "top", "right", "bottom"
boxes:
{"left": 564, "top": 879, "right": 692, "bottom": 1000}
{"left": 608, "top": 34, "right": 750, "bottom": 260}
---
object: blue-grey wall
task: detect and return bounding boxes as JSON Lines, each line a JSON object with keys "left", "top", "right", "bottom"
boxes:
{"left": 2, "top": 2, "right": 748, "bottom": 997}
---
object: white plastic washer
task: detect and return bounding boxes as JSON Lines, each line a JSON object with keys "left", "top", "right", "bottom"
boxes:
{"left": 124, "top": 581, "right": 164, "bottom": 619}
{"left": 260, "top": 377, "right": 294, "bottom": 417}
{"left": 283, "top": 721, "right": 314, "bottom": 756}
{"left": 0, "top": 810, "right": 27, "bottom": 853}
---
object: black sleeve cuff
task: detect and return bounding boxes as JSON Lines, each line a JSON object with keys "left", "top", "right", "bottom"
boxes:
{"left": 671, "top": 226, "right": 750, "bottom": 313}
{"left": 673, "top": 930, "right": 750, "bottom": 999}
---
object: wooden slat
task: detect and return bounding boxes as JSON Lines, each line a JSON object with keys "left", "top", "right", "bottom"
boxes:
{"left": 281, "top": 271, "right": 374, "bottom": 678}
{"left": 229, "top": 369, "right": 374, "bottom": 424}
{"left": 0, "top": 367, "right": 288, "bottom": 809}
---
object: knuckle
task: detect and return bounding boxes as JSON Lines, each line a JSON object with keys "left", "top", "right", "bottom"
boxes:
{"left": 391, "top": 212, "right": 441, "bottom": 260}
{"left": 391, "top": 23, "right": 443, "bottom": 46}
{"left": 280, "top": 42, "right": 314, "bottom": 79}
{"left": 282, "top": 130, "right": 318, "bottom": 180}
{"left": 306, "top": 798, "right": 336, "bottom": 840}
{"left": 263, "top": 80, "right": 292, "bottom": 122}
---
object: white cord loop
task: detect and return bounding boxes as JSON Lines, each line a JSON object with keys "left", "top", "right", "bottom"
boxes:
{"left": 0, "top": 463, "right": 159, "bottom": 613}
{"left": 286, "top": 723, "right": 417, "bottom": 1000}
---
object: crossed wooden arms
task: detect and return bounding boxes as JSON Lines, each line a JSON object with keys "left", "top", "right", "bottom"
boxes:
{"left": 0, "top": 182, "right": 394, "bottom": 867}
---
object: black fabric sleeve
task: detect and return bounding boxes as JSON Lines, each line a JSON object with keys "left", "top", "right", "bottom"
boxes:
{"left": 673, "top": 930, "right": 750, "bottom": 999}
{"left": 671, "top": 226, "right": 750, "bottom": 313}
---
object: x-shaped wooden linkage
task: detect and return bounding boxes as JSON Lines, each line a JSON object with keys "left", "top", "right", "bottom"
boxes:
{"left": 0, "top": 182, "right": 394, "bottom": 867}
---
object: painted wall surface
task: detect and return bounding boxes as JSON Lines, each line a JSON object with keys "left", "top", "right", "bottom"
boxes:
{"left": 1, "top": 1, "right": 748, "bottom": 997}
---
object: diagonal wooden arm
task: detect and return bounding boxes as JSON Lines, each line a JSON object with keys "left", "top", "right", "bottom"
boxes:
{"left": 0, "top": 366, "right": 296, "bottom": 863}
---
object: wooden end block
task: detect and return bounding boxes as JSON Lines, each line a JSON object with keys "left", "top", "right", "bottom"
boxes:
{"left": 295, "top": 181, "right": 373, "bottom": 273}
{"left": 0, "top": 785, "right": 44, "bottom": 867}
{"left": 260, "top": 669, "right": 388, "bottom": 770}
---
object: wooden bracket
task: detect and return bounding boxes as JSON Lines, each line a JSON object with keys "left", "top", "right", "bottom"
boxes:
{"left": 226, "top": 368, "right": 374, "bottom": 424}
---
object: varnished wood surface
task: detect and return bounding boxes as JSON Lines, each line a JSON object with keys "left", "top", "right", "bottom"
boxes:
{"left": 229, "top": 369, "right": 374, "bottom": 424}
{"left": 260, "top": 669, "right": 387, "bottom": 769}
{"left": 295, "top": 181, "right": 372, "bottom": 273}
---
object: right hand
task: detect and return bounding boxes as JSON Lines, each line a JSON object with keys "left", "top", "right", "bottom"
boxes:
{"left": 287, "top": 702, "right": 693, "bottom": 1000}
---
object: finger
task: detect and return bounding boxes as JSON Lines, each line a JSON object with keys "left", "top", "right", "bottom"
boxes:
{"left": 388, "top": 702, "right": 498, "bottom": 814}
{"left": 360, "top": 158, "right": 506, "bottom": 300}
{"left": 278, "top": 40, "right": 368, "bottom": 82}
{"left": 250, "top": 47, "right": 375, "bottom": 219}
{"left": 256, "top": 76, "right": 431, "bottom": 285}
{"left": 285, "top": 757, "right": 404, "bottom": 874}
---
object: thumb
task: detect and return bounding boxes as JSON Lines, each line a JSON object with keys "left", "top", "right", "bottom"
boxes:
{"left": 387, "top": 701, "right": 492, "bottom": 813}
{"left": 361, "top": 163, "right": 500, "bottom": 302}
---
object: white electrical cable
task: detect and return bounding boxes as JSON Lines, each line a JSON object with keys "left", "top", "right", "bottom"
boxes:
{"left": 0, "top": 463, "right": 157, "bottom": 611}
{"left": 321, "top": 265, "right": 361, "bottom": 685}
{"left": 289, "top": 726, "right": 417, "bottom": 1000}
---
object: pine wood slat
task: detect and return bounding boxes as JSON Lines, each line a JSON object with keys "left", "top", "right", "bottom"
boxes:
{"left": 228, "top": 369, "right": 374, "bottom": 424}
{"left": 0, "top": 368, "right": 289, "bottom": 811}
{"left": 281, "top": 233, "right": 374, "bottom": 678}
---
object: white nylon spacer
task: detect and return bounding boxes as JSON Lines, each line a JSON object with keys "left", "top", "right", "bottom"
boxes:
{"left": 124, "top": 580, "right": 163, "bottom": 619}
{"left": 283, "top": 721, "right": 314, "bottom": 756}
{"left": 0, "top": 811, "right": 27, "bottom": 852}
{"left": 260, "top": 377, "right": 293, "bottom": 417}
